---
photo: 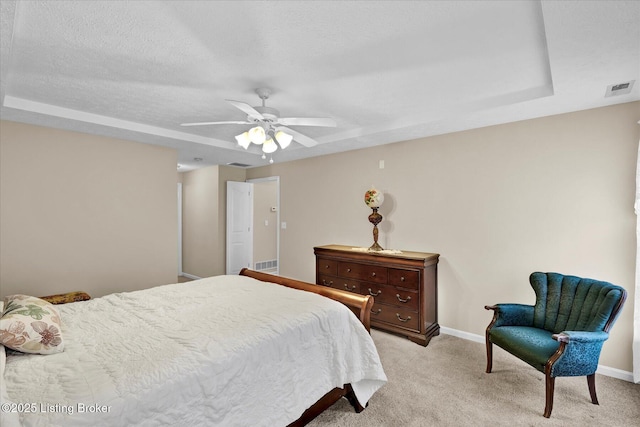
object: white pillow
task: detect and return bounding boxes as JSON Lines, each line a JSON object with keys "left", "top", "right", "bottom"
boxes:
{"left": 0, "top": 295, "right": 64, "bottom": 354}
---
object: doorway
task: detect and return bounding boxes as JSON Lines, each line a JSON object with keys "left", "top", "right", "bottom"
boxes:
{"left": 226, "top": 176, "right": 280, "bottom": 275}
{"left": 177, "top": 183, "right": 182, "bottom": 275}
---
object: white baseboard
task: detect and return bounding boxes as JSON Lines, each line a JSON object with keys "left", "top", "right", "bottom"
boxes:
{"left": 440, "top": 326, "right": 485, "bottom": 344}
{"left": 595, "top": 365, "right": 634, "bottom": 382}
{"left": 180, "top": 272, "right": 201, "bottom": 280}
{"left": 439, "top": 326, "right": 634, "bottom": 383}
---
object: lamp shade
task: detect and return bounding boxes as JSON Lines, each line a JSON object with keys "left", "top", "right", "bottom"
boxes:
{"left": 275, "top": 130, "right": 293, "bottom": 149}
{"left": 364, "top": 186, "right": 384, "bottom": 208}
{"left": 248, "top": 126, "right": 266, "bottom": 144}
{"left": 235, "top": 131, "right": 251, "bottom": 149}
{"left": 262, "top": 137, "right": 278, "bottom": 154}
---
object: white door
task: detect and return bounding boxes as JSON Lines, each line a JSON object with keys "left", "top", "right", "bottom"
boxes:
{"left": 226, "top": 181, "right": 253, "bottom": 274}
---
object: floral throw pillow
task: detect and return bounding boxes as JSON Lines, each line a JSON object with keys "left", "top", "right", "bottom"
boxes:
{"left": 0, "top": 295, "right": 64, "bottom": 354}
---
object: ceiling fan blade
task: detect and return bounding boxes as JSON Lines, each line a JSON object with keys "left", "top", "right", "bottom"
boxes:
{"left": 226, "top": 100, "right": 264, "bottom": 119}
{"left": 276, "top": 126, "right": 318, "bottom": 147}
{"left": 277, "top": 117, "right": 337, "bottom": 127}
{"left": 181, "top": 121, "right": 250, "bottom": 126}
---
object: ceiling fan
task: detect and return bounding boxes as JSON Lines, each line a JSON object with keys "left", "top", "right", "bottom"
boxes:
{"left": 181, "top": 88, "right": 336, "bottom": 153}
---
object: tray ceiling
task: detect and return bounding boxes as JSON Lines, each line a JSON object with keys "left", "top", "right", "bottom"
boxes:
{"left": 1, "top": 1, "right": 638, "bottom": 170}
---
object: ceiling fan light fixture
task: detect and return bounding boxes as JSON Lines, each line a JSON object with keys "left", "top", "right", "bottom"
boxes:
{"left": 262, "top": 137, "right": 278, "bottom": 154}
{"left": 183, "top": 89, "right": 331, "bottom": 152}
{"left": 248, "top": 126, "right": 266, "bottom": 144}
{"left": 275, "top": 130, "right": 293, "bottom": 149}
{"left": 235, "top": 131, "right": 251, "bottom": 149}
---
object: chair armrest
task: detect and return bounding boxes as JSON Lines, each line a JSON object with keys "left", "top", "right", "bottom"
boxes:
{"left": 485, "top": 303, "right": 534, "bottom": 327}
{"left": 39, "top": 291, "right": 91, "bottom": 305}
{"left": 547, "top": 331, "right": 609, "bottom": 377}
{"left": 552, "top": 331, "right": 609, "bottom": 344}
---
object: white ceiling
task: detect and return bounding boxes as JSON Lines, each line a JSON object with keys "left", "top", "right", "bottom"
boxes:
{"left": 1, "top": 1, "right": 638, "bottom": 171}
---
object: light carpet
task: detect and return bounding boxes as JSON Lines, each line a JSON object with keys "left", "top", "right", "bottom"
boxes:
{"left": 309, "top": 330, "right": 640, "bottom": 426}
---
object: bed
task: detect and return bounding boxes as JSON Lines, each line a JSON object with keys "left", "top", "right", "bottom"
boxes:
{"left": 0, "top": 269, "right": 387, "bottom": 426}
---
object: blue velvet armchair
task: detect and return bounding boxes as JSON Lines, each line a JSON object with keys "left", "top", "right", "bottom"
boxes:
{"left": 485, "top": 272, "right": 626, "bottom": 418}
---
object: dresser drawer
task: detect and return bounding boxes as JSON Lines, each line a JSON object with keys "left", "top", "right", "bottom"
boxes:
{"left": 318, "top": 274, "right": 360, "bottom": 293}
{"left": 370, "top": 303, "right": 419, "bottom": 332}
{"left": 363, "top": 283, "right": 419, "bottom": 311}
{"left": 337, "top": 278, "right": 360, "bottom": 293}
{"left": 338, "top": 262, "right": 387, "bottom": 284}
{"left": 388, "top": 268, "right": 420, "bottom": 290}
{"left": 317, "top": 258, "right": 338, "bottom": 276}
{"left": 318, "top": 274, "right": 337, "bottom": 288}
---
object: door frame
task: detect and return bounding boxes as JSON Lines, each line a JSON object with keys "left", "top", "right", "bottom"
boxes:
{"left": 177, "top": 182, "right": 182, "bottom": 276}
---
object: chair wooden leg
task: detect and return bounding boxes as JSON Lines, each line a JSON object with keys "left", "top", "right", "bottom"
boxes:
{"left": 587, "top": 374, "right": 599, "bottom": 405}
{"left": 485, "top": 339, "right": 493, "bottom": 373}
{"left": 544, "top": 374, "right": 555, "bottom": 418}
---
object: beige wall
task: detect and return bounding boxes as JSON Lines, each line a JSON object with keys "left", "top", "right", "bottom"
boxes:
{"left": 0, "top": 120, "right": 178, "bottom": 298}
{"left": 252, "top": 180, "right": 278, "bottom": 265}
{"left": 247, "top": 102, "right": 640, "bottom": 373}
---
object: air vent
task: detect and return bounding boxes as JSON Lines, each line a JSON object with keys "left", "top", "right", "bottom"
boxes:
{"left": 255, "top": 260, "right": 278, "bottom": 271}
{"left": 227, "top": 162, "right": 251, "bottom": 168}
{"left": 605, "top": 80, "right": 635, "bottom": 97}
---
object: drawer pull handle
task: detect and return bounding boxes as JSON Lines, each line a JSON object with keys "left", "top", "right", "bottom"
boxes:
{"left": 396, "top": 294, "right": 412, "bottom": 303}
{"left": 400, "top": 276, "right": 405, "bottom": 282}
{"left": 368, "top": 288, "right": 381, "bottom": 296}
{"left": 344, "top": 284, "right": 356, "bottom": 291}
{"left": 371, "top": 309, "right": 382, "bottom": 315}
{"left": 325, "top": 265, "right": 331, "bottom": 269}
{"left": 396, "top": 313, "right": 412, "bottom": 323}
{"left": 347, "top": 268, "right": 352, "bottom": 272}
{"left": 371, "top": 272, "right": 376, "bottom": 277}
{"left": 322, "top": 279, "right": 333, "bottom": 286}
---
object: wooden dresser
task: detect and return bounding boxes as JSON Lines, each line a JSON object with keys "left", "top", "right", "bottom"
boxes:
{"left": 314, "top": 244, "right": 440, "bottom": 346}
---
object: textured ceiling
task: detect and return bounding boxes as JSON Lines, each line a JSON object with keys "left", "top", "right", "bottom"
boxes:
{"left": 1, "top": 0, "right": 638, "bottom": 171}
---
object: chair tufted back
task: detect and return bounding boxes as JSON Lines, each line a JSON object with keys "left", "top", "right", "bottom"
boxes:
{"left": 529, "top": 272, "right": 626, "bottom": 334}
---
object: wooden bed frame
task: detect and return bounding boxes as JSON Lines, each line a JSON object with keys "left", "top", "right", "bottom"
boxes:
{"left": 41, "top": 269, "right": 376, "bottom": 426}
{"left": 239, "top": 268, "right": 375, "bottom": 426}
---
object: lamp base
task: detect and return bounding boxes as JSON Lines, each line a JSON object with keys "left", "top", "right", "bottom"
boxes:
{"left": 368, "top": 242, "right": 384, "bottom": 252}
{"left": 368, "top": 208, "right": 383, "bottom": 252}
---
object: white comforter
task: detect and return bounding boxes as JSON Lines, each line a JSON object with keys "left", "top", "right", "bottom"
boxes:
{"left": 1, "top": 275, "right": 386, "bottom": 427}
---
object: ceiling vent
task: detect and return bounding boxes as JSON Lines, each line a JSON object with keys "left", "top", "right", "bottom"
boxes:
{"left": 604, "top": 80, "right": 635, "bottom": 97}
{"left": 227, "top": 162, "right": 252, "bottom": 168}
